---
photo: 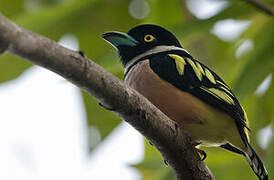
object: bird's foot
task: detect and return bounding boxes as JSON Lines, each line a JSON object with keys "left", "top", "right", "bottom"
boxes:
{"left": 164, "top": 159, "right": 168, "bottom": 166}
{"left": 78, "top": 50, "right": 85, "bottom": 57}
{"left": 192, "top": 142, "right": 207, "bottom": 161}
{"left": 195, "top": 148, "right": 207, "bottom": 161}
{"left": 98, "top": 102, "right": 115, "bottom": 111}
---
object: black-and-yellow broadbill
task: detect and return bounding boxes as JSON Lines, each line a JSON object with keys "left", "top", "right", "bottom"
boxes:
{"left": 102, "top": 24, "right": 268, "bottom": 180}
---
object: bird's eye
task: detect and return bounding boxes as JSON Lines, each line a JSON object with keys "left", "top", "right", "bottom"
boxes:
{"left": 144, "top": 34, "right": 155, "bottom": 42}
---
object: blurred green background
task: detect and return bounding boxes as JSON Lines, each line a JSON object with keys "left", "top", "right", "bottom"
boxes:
{"left": 0, "top": 0, "right": 273, "bottom": 179}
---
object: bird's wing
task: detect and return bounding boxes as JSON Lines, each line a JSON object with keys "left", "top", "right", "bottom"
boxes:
{"left": 148, "top": 51, "right": 250, "bottom": 145}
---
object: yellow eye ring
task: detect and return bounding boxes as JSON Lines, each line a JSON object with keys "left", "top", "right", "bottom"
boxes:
{"left": 144, "top": 34, "right": 155, "bottom": 42}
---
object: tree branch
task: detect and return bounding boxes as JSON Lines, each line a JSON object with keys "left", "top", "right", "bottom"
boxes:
{"left": 243, "top": 0, "right": 274, "bottom": 16}
{"left": 0, "top": 13, "right": 215, "bottom": 180}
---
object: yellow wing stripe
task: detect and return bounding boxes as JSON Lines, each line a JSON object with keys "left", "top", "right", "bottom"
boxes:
{"left": 241, "top": 106, "right": 250, "bottom": 142}
{"left": 208, "top": 88, "right": 234, "bottom": 105}
{"left": 168, "top": 55, "right": 219, "bottom": 85}
{"left": 217, "top": 80, "right": 233, "bottom": 96}
{"left": 187, "top": 58, "right": 217, "bottom": 84}
{"left": 205, "top": 68, "right": 216, "bottom": 84}
{"left": 196, "top": 62, "right": 205, "bottom": 75}
{"left": 187, "top": 59, "right": 203, "bottom": 81}
{"left": 168, "top": 54, "right": 186, "bottom": 75}
{"left": 201, "top": 87, "right": 235, "bottom": 105}
{"left": 220, "top": 86, "right": 233, "bottom": 96}
{"left": 217, "top": 80, "right": 230, "bottom": 90}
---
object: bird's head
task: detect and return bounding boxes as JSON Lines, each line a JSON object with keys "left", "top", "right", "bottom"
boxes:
{"left": 102, "top": 24, "right": 182, "bottom": 66}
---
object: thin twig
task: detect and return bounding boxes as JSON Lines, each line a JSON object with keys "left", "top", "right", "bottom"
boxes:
{"left": 243, "top": 0, "right": 274, "bottom": 16}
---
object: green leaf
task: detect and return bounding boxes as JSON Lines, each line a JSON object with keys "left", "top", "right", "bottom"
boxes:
{"left": 0, "top": 0, "right": 101, "bottom": 83}
{"left": 171, "top": 1, "right": 255, "bottom": 40}
{"left": 266, "top": 136, "right": 273, "bottom": 179}
{"left": 233, "top": 20, "right": 274, "bottom": 100}
{"left": 12, "top": 0, "right": 100, "bottom": 32}
{"left": 261, "top": 77, "right": 274, "bottom": 125}
{"left": 0, "top": 0, "right": 24, "bottom": 17}
{"left": 146, "top": 0, "right": 184, "bottom": 25}
{"left": 0, "top": 54, "right": 32, "bottom": 83}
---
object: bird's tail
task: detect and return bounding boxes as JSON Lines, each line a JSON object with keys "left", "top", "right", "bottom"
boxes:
{"left": 244, "top": 142, "right": 268, "bottom": 180}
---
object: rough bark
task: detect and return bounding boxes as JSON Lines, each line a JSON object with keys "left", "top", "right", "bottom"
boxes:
{"left": 0, "top": 13, "right": 215, "bottom": 180}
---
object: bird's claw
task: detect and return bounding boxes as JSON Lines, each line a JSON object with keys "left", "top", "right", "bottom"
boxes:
{"left": 192, "top": 142, "right": 207, "bottom": 161}
{"left": 98, "top": 102, "right": 115, "bottom": 111}
{"left": 195, "top": 148, "right": 207, "bottom": 161}
{"left": 164, "top": 159, "right": 168, "bottom": 166}
{"left": 78, "top": 50, "right": 85, "bottom": 57}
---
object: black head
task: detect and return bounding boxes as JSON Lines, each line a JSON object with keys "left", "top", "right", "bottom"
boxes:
{"left": 102, "top": 24, "right": 182, "bottom": 66}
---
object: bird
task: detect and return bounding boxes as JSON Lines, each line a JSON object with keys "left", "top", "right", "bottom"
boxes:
{"left": 102, "top": 24, "right": 268, "bottom": 180}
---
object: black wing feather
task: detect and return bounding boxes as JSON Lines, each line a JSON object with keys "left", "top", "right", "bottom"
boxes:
{"left": 148, "top": 50, "right": 249, "bottom": 145}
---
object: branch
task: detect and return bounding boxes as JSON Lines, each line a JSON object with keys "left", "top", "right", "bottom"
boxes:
{"left": 243, "top": 0, "right": 274, "bottom": 16}
{"left": 0, "top": 13, "right": 215, "bottom": 180}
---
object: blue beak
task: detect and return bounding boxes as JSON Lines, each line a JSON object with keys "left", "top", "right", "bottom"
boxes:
{"left": 102, "top": 31, "right": 139, "bottom": 48}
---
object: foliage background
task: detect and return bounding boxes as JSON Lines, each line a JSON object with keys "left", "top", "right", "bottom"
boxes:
{"left": 0, "top": 0, "right": 273, "bottom": 179}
